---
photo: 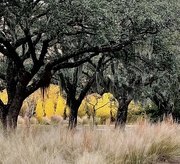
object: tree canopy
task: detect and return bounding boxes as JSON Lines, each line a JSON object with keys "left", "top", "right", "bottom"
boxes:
{"left": 0, "top": 0, "right": 180, "bottom": 131}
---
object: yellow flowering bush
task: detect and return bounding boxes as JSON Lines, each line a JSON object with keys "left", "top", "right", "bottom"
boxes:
{"left": 55, "top": 95, "right": 70, "bottom": 117}
{"left": 35, "top": 99, "right": 44, "bottom": 121}
{"left": 78, "top": 93, "right": 118, "bottom": 120}
{"left": 1, "top": 84, "right": 146, "bottom": 124}
{"left": 44, "top": 99, "right": 54, "bottom": 119}
{"left": 127, "top": 101, "right": 146, "bottom": 123}
{"left": 0, "top": 90, "right": 8, "bottom": 104}
{"left": 78, "top": 93, "right": 101, "bottom": 118}
{"left": 78, "top": 100, "right": 89, "bottom": 118}
{"left": 96, "top": 93, "right": 118, "bottom": 119}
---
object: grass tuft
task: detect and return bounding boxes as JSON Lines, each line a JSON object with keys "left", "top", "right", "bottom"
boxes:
{"left": 0, "top": 120, "right": 180, "bottom": 163}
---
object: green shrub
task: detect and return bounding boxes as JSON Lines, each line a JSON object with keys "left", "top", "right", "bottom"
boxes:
{"left": 127, "top": 108, "right": 147, "bottom": 124}
{"left": 144, "top": 103, "right": 160, "bottom": 122}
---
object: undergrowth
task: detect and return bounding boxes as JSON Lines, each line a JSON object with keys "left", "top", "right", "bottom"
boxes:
{"left": 0, "top": 119, "right": 180, "bottom": 164}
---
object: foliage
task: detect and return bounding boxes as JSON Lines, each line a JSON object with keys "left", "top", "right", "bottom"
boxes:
{"left": 35, "top": 99, "right": 44, "bottom": 122}
{"left": 44, "top": 99, "right": 54, "bottom": 119}
{"left": 55, "top": 95, "right": 70, "bottom": 117}
{"left": 15, "top": 84, "right": 67, "bottom": 122}
{"left": 0, "top": 89, "right": 7, "bottom": 104}
{"left": 0, "top": 85, "right": 123, "bottom": 123}
{"left": 83, "top": 93, "right": 101, "bottom": 117}
{"left": 2, "top": 82, "right": 179, "bottom": 125}
{"left": 95, "top": 0, "right": 180, "bottom": 126}
{"left": 95, "top": 93, "right": 118, "bottom": 119}
{"left": 79, "top": 93, "right": 118, "bottom": 120}
{"left": 78, "top": 101, "right": 88, "bottom": 118}
{"left": 127, "top": 101, "right": 147, "bottom": 124}
{"left": 0, "top": 0, "right": 180, "bottom": 129}
{"left": 33, "top": 85, "right": 69, "bottom": 121}
{"left": 144, "top": 102, "right": 162, "bottom": 123}
{"left": 1, "top": 0, "right": 135, "bottom": 130}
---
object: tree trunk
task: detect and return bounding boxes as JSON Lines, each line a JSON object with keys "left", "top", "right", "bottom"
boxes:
{"left": 68, "top": 103, "right": 79, "bottom": 129}
{"left": 151, "top": 95, "right": 172, "bottom": 121}
{"left": 115, "top": 97, "right": 132, "bottom": 129}
{"left": 7, "top": 106, "right": 21, "bottom": 130}
{"left": 0, "top": 105, "right": 8, "bottom": 134}
{"left": 69, "top": 106, "right": 79, "bottom": 129}
{"left": 0, "top": 96, "right": 24, "bottom": 134}
{"left": 115, "top": 104, "right": 128, "bottom": 129}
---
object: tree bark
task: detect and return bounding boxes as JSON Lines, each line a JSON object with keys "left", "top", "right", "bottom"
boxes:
{"left": 115, "top": 104, "right": 128, "bottom": 129}
{"left": 7, "top": 99, "right": 23, "bottom": 130}
{"left": 0, "top": 105, "right": 8, "bottom": 134}
{"left": 151, "top": 95, "right": 172, "bottom": 121}
{"left": 115, "top": 97, "right": 132, "bottom": 129}
{"left": 0, "top": 97, "right": 24, "bottom": 134}
{"left": 68, "top": 103, "right": 79, "bottom": 129}
{"left": 0, "top": 82, "right": 25, "bottom": 134}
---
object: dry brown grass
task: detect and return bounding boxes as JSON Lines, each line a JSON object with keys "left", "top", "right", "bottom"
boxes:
{"left": 0, "top": 119, "right": 180, "bottom": 164}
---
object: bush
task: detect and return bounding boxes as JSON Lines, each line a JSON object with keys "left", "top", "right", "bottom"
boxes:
{"left": 144, "top": 103, "right": 160, "bottom": 122}
{"left": 50, "top": 115, "right": 63, "bottom": 124}
{"left": 40, "top": 117, "right": 51, "bottom": 125}
{"left": 127, "top": 101, "right": 147, "bottom": 124}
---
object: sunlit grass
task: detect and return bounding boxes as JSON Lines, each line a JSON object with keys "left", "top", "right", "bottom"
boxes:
{"left": 0, "top": 119, "right": 180, "bottom": 164}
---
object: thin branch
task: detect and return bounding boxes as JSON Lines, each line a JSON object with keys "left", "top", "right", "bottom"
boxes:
{"left": 78, "top": 55, "right": 105, "bottom": 102}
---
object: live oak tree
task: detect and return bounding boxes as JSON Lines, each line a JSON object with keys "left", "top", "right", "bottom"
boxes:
{"left": 146, "top": 45, "right": 180, "bottom": 121}
{"left": 99, "top": 48, "right": 151, "bottom": 128}
{"left": 59, "top": 0, "right": 180, "bottom": 128}
{"left": 140, "top": 1, "right": 180, "bottom": 122}
{"left": 0, "top": 0, "right": 139, "bottom": 132}
{"left": 119, "top": 0, "right": 180, "bottom": 127}
{"left": 1, "top": 0, "right": 179, "bottom": 133}
{"left": 111, "top": 44, "right": 176, "bottom": 127}
{"left": 97, "top": 0, "right": 180, "bottom": 128}
{"left": 57, "top": 54, "right": 111, "bottom": 129}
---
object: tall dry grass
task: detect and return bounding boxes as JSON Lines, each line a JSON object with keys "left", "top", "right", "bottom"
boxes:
{"left": 0, "top": 119, "right": 180, "bottom": 164}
